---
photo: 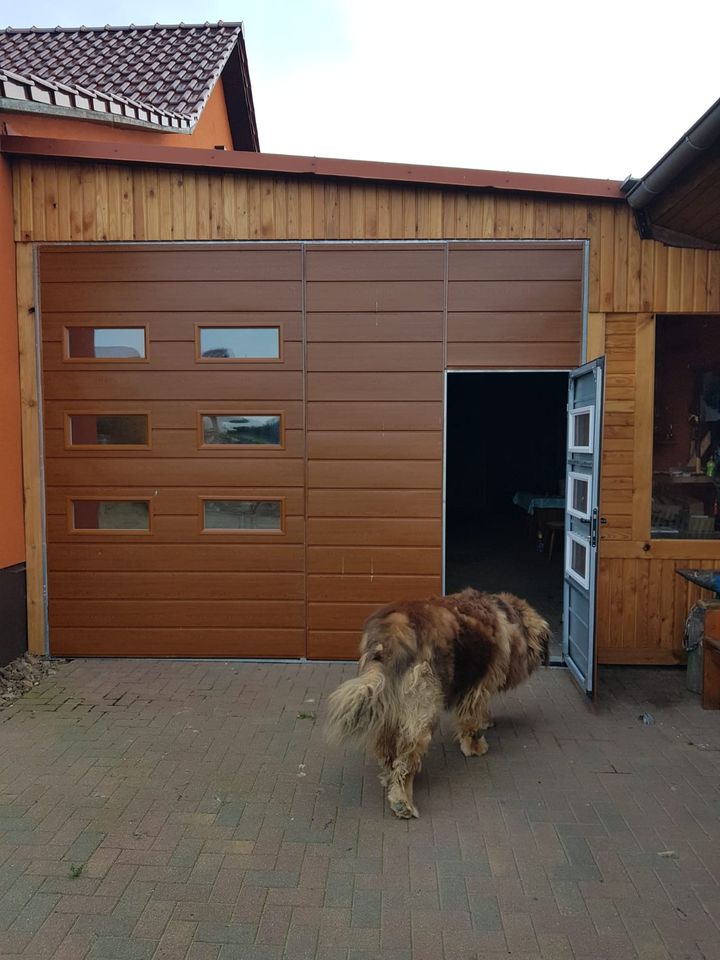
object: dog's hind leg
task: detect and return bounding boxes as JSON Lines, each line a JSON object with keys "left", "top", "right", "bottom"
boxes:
{"left": 454, "top": 685, "right": 493, "bottom": 758}
{"left": 385, "top": 663, "right": 442, "bottom": 819}
{"left": 386, "top": 727, "right": 432, "bottom": 819}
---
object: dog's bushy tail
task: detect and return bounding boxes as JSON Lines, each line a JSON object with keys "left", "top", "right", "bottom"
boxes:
{"left": 324, "top": 662, "right": 386, "bottom": 745}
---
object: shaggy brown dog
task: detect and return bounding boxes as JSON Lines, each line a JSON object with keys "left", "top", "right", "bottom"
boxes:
{"left": 325, "top": 588, "right": 550, "bottom": 819}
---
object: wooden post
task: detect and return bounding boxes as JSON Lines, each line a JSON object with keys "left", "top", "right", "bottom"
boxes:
{"left": 585, "top": 312, "right": 606, "bottom": 362}
{"left": 16, "top": 243, "right": 46, "bottom": 654}
{"left": 632, "top": 313, "right": 654, "bottom": 542}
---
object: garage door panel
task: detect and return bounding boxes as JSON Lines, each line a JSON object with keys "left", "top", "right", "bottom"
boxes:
{"left": 308, "top": 518, "right": 441, "bottom": 547}
{"left": 307, "top": 489, "right": 441, "bottom": 518}
{"left": 46, "top": 515, "right": 306, "bottom": 544}
{"left": 45, "top": 427, "right": 305, "bottom": 459}
{"left": 51, "top": 627, "right": 306, "bottom": 658}
{"left": 448, "top": 312, "right": 581, "bottom": 343}
{"left": 448, "top": 248, "right": 583, "bottom": 281}
{"left": 40, "top": 248, "right": 303, "bottom": 283}
{"left": 45, "top": 486, "right": 305, "bottom": 517}
{"left": 306, "top": 281, "right": 445, "bottom": 312}
{"left": 49, "top": 571, "right": 306, "bottom": 601}
{"left": 51, "top": 599, "right": 306, "bottom": 629}
{"left": 307, "top": 372, "right": 442, "bottom": 402}
{"left": 307, "top": 401, "right": 442, "bottom": 431}
{"left": 308, "top": 431, "right": 442, "bottom": 460}
{"left": 42, "top": 340, "right": 304, "bottom": 372}
{"left": 308, "top": 460, "right": 441, "bottom": 489}
{"left": 307, "top": 313, "right": 442, "bottom": 343}
{"left": 307, "top": 342, "right": 442, "bottom": 372}
{"left": 307, "top": 575, "right": 441, "bottom": 602}
{"left": 308, "top": 602, "right": 380, "bottom": 630}
{"left": 305, "top": 249, "right": 444, "bottom": 281}
{"left": 41, "top": 312, "right": 303, "bottom": 343}
{"left": 44, "top": 400, "right": 305, "bottom": 431}
{"left": 39, "top": 241, "right": 583, "bottom": 659}
{"left": 447, "top": 340, "right": 582, "bottom": 368}
{"left": 307, "top": 547, "right": 441, "bottom": 575}
{"left": 45, "top": 458, "right": 305, "bottom": 486}
{"left": 43, "top": 372, "right": 303, "bottom": 401}
{"left": 448, "top": 279, "right": 582, "bottom": 312}
{"left": 47, "top": 543, "right": 305, "bottom": 572}
{"left": 307, "top": 631, "right": 359, "bottom": 659}
{"left": 40, "top": 280, "right": 303, "bottom": 312}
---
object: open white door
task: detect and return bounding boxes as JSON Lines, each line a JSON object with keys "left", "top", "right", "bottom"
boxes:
{"left": 563, "top": 357, "right": 604, "bottom": 695}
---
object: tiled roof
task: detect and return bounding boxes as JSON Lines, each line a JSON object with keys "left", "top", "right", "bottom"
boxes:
{"left": 0, "top": 23, "right": 244, "bottom": 132}
{"left": 0, "top": 65, "right": 192, "bottom": 129}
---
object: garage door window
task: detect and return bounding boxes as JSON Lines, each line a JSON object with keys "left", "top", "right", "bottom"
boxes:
{"left": 201, "top": 498, "right": 283, "bottom": 532}
{"left": 199, "top": 413, "right": 283, "bottom": 447}
{"left": 65, "top": 326, "right": 147, "bottom": 360}
{"left": 67, "top": 414, "right": 150, "bottom": 448}
{"left": 197, "top": 326, "right": 280, "bottom": 360}
{"left": 70, "top": 499, "right": 151, "bottom": 532}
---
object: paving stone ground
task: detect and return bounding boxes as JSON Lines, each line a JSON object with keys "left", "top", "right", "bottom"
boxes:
{"left": 0, "top": 659, "right": 719, "bottom": 960}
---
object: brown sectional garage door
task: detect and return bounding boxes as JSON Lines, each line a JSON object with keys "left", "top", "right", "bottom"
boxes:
{"left": 39, "top": 245, "right": 306, "bottom": 658}
{"left": 38, "top": 241, "right": 583, "bottom": 659}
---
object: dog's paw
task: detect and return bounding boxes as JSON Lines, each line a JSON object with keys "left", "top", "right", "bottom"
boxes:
{"left": 389, "top": 798, "right": 419, "bottom": 819}
{"left": 460, "top": 734, "right": 489, "bottom": 757}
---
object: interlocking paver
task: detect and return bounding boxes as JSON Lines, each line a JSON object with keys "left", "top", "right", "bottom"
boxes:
{"left": 0, "top": 660, "right": 718, "bottom": 959}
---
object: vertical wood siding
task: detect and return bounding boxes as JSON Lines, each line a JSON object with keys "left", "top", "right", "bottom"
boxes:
{"left": 13, "top": 159, "right": 720, "bottom": 316}
{"left": 13, "top": 157, "right": 720, "bottom": 663}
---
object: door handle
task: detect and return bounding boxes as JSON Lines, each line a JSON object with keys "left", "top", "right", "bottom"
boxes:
{"left": 590, "top": 508, "right": 599, "bottom": 548}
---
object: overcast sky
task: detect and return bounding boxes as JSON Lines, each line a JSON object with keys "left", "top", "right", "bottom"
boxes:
{"left": 4, "top": 0, "right": 720, "bottom": 181}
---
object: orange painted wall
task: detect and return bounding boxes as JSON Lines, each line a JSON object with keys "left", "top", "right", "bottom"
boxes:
{"left": 0, "top": 154, "right": 24, "bottom": 569}
{"left": 1, "top": 78, "right": 234, "bottom": 150}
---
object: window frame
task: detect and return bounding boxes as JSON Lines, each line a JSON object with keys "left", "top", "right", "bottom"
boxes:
{"left": 62, "top": 323, "right": 150, "bottom": 363}
{"left": 566, "top": 531, "right": 590, "bottom": 589}
{"left": 196, "top": 411, "right": 286, "bottom": 450}
{"left": 567, "top": 469, "right": 592, "bottom": 522}
{"left": 64, "top": 411, "right": 152, "bottom": 451}
{"left": 198, "top": 496, "right": 286, "bottom": 535}
{"left": 568, "top": 404, "right": 594, "bottom": 454}
{"left": 67, "top": 496, "right": 153, "bottom": 535}
{"left": 194, "top": 323, "right": 283, "bottom": 363}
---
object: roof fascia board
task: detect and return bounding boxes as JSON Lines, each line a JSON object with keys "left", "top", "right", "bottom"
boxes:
{"left": 0, "top": 135, "right": 624, "bottom": 199}
{"left": 624, "top": 96, "right": 720, "bottom": 210}
{"left": 220, "top": 43, "right": 259, "bottom": 151}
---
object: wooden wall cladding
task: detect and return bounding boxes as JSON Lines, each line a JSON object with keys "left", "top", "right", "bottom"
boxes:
{"left": 594, "top": 309, "right": 720, "bottom": 665}
{"left": 14, "top": 159, "right": 720, "bottom": 316}
{"left": 17, "top": 155, "right": 720, "bottom": 664}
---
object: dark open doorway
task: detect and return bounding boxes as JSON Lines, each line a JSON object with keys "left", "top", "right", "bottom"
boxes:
{"left": 444, "top": 371, "right": 569, "bottom": 660}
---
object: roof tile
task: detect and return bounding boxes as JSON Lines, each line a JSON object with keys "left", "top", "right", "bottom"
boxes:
{"left": 0, "top": 22, "right": 242, "bottom": 127}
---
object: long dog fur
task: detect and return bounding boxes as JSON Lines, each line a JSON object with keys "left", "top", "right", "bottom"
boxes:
{"left": 326, "top": 587, "right": 550, "bottom": 819}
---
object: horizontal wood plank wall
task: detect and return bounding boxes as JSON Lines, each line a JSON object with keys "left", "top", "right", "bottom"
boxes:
{"left": 14, "top": 157, "right": 720, "bottom": 664}
{"left": 38, "top": 245, "right": 306, "bottom": 658}
{"left": 305, "top": 245, "right": 445, "bottom": 658}
{"left": 595, "top": 310, "right": 720, "bottom": 664}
